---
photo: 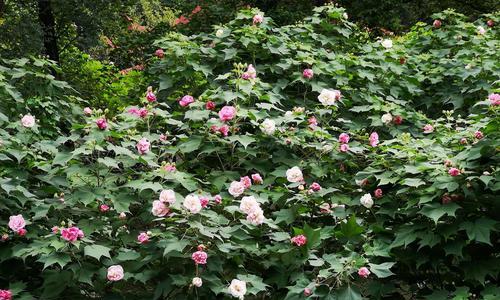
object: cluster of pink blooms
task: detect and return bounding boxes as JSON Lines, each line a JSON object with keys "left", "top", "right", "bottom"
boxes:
{"left": 61, "top": 226, "right": 84, "bottom": 242}
{"left": 338, "top": 133, "right": 350, "bottom": 152}
{"left": 128, "top": 107, "right": 148, "bottom": 118}
{"left": 96, "top": 118, "right": 107, "bottom": 130}
{"left": 239, "top": 196, "right": 265, "bottom": 225}
{"left": 228, "top": 173, "right": 262, "bottom": 197}
{"left": 358, "top": 267, "right": 371, "bottom": 278}
{"left": 8, "top": 215, "right": 27, "bottom": 236}
{"left": 219, "top": 106, "right": 237, "bottom": 122}
{"left": 290, "top": 234, "right": 307, "bottom": 247}
{"left": 489, "top": 93, "right": 500, "bottom": 106}
{"left": 369, "top": 132, "right": 379, "bottom": 147}
{"left": 136, "top": 138, "right": 151, "bottom": 155}
{"left": 0, "top": 289, "right": 12, "bottom": 300}
{"left": 303, "top": 68, "right": 314, "bottom": 79}
{"left": 179, "top": 95, "right": 195, "bottom": 107}
{"left": 192, "top": 245, "right": 208, "bottom": 265}
{"left": 241, "top": 64, "right": 257, "bottom": 80}
{"left": 152, "top": 189, "right": 176, "bottom": 217}
{"left": 211, "top": 124, "right": 230, "bottom": 136}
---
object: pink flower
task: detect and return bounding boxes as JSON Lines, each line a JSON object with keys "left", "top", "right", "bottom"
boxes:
{"left": 179, "top": 95, "right": 195, "bottom": 107}
{"left": 358, "top": 267, "right": 371, "bottom": 278}
{"left": 52, "top": 226, "right": 59, "bottom": 234}
{"left": 241, "top": 72, "right": 251, "bottom": 80}
{"left": 137, "top": 232, "right": 149, "bottom": 244}
{"left": 339, "top": 144, "right": 349, "bottom": 152}
{"left": 369, "top": 132, "right": 379, "bottom": 147}
{"left": 338, "top": 133, "right": 350, "bottom": 144}
{"left": 444, "top": 159, "right": 453, "bottom": 167}
{"left": 128, "top": 107, "right": 140, "bottom": 116}
{"left": 240, "top": 176, "right": 252, "bottom": 189}
{"left": 433, "top": 19, "right": 442, "bottom": 28}
{"left": 393, "top": 115, "right": 403, "bottom": 125}
{"left": 206, "top": 101, "right": 216, "bottom": 110}
{"left": 214, "top": 194, "right": 222, "bottom": 204}
{"left": 163, "top": 163, "right": 176, "bottom": 172}
{"left": 119, "top": 212, "right": 127, "bottom": 219}
{"left": 192, "top": 277, "right": 203, "bottom": 287}
{"left": 310, "top": 182, "right": 321, "bottom": 192}
{"left": 107, "top": 265, "right": 124, "bottom": 281}
{"left": 96, "top": 118, "right": 107, "bottom": 130}
{"left": 17, "top": 228, "right": 27, "bottom": 236}
{"left": 253, "top": 14, "right": 264, "bottom": 24}
{"left": 242, "top": 64, "right": 257, "bottom": 80}
{"left": 159, "top": 134, "right": 167, "bottom": 142}
{"left": 152, "top": 200, "right": 170, "bottom": 217}
{"left": 0, "top": 289, "right": 12, "bottom": 300}
{"left": 291, "top": 234, "right": 307, "bottom": 247}
{"left": 228, "top": 181, "right": 246, "bottom": 197}
{"left": 136, "top": 138, "right": 150, "bottom": 155}
{"left": 192, "top": 250, "right": 208, "bottom": 265}
{"left": 488, "top": 93, "right": 500, "bottom": 106}
{"left": 1, "top": 234, "right": 8, "bottom": 241}
{"left": 423, "top": 124, "right": 434, "bottom": 134}
{"left": 474, "top": 131, "right": 484, "bottom": 139}
{"left": 100, "top": 204, "right": 110, "bottom": 212}
{"left": 303, "top": 288, "right": 312, "bottom": 297}
{"left": 146, "top": 91, "right": 156, "bottom": 102}
{"left": 487, "top": 20, "right": 494, "bottom": 27}
{"left": 83, "top": 107, "right": 92, "bottom": 115}
{"left": 251, "top": 173, "right": 263, "bottom": 184}
{"left": 8, "top": 215, "right": 26, "bottom": 232}
{"left": 219, "top": 106, "right": 236, "bottom": 122}
{"left": 460, "top": 137, "right": 468, "bottom": 145}
{"left": 219, "top": 124, "right": 230, "bottom": 136}
{"left": 308, "top": 116, "right": 318, "bottom": 128}
{"left": 200, "top": 196, "right": 209, "bottom": 208}
{"left": 374, "top": 188, "right": 383, "bottom": 198}
{"left": 138, "top": 108, "right": 148, "bottom": 118}
{"left": 448, "top": 167, "right": 460, "bottom": 176}
{"left": 155, "top": 49, "right": 164, "bottom": 58}
{"left": 303, "top": 68, "right": 314, "bottom": 79}
{"left": 61, "top": 226, "right": 84, "bottom": 242}
{"left": 21, "top": 114, "right": 35, "bottom": 128}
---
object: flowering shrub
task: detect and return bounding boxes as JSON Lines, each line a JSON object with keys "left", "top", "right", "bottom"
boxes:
{"left": 0, "top": 5, "right": 499, "bottom": 299}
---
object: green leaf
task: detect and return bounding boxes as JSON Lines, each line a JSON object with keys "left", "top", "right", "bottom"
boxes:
{"left": 185, "top": 110, "right": 209, "bottom": 121}
{"left": 226, "top": 134, "right": 256, "bottom": 149}
{"left": 337, "top": 286, "right": 362, "bottom": 300}
{"left": 339, "top": 215, "right": 364, "bottom": 238}
{"left": 402, "top": 178, "right": 426, "bottom": 187}
{"left": 52, "top": 152, "right": 73, "bottom": 166}
{"left": 177, "top": 136, "right": 203, "bottom": 153}
{"left": 40, "top": 253, "right": 72, "bottom": 270}
{"left": 97, "top": 157, "right": 120, "bottom": 169}
{"left": 459, "top": 218, "right": 497, "bottom": 245}
{"left": 303, "top": 224, "right": 321, "bottom": 249}
{"left": 162, "top": 238, "right": 189, "bottom": 257}
{"left": 84, "top": 245, "right": 111, "bottom": 261}
{"left": 419, "top": 203, "right": 460, "bottom": 224}
{"left": 368, "top": 262, "right": 395, "bottom": 278}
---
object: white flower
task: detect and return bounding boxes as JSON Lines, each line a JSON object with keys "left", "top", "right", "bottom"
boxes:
{"left": 228, "top": 181, "right": 246, "bottom": 197}
{"left": 246, "top": 208, "right": 265, "bottom": 225}
{"left": 159, "top": 189, "right": 176, "bottom": 204}
{"left": 360, "top": 193, "right": 373, "bottom": 208}
{"left": 477, "top": 26, "right": 486, "bottom": 35}
{"left": 151, "top": 200, "right": 169, "bottom": 217}
{"left": 183, "top": 194, "right": 202, "bottom": 214}
{"left": 318, "top": 89, "right": 341, "bottom": 106}
{"left": 228, "top": 279, "right": 247, "bottom": 299}
{"left": 239, "top": 196, "right": 260, "bottom": 214}
{"left": 216, "top": 29, "right": 224, "bottom": 37}
{"left": 192, "top": 277, "right": 203, "bottom": 287}
{"left": 21, "top": 114, "right": 35, "bottom": 128}
{"left": 343, "top": 13, "right": 348, "bottom": 19}
{"left": 381, "top": 39, "right": 393, "bottom": 49}
{"left": 261, "top": 119, "right": 276, "bottom": 135}
{"left": 284, "top": 111, "right": 293, "bottom": 117}
{"left": 381, "top": 113, "right": 393, "bottom": 125}
{"left": 286, "top": 166, "right": 303, "bottom": 183}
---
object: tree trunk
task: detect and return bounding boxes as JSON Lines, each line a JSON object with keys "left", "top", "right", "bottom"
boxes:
{"left": 37, "top": 0, "right": 59, "bottom": 62}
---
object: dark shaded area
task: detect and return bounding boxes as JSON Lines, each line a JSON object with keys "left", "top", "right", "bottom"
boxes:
{"left": 37, "top": 0, "right": 59, "bottom": 62}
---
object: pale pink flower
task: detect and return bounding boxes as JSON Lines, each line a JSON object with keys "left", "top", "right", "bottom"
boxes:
{"left": 52, "top": 226, "right": 60, "bottom": 234}
{"left": 136, "top": 138, "right": 150, "bottom": 155}
{"left": 163, "top": 164, "right": 176, "bottom": 172}
{"left": 183, "top": 194, "right": 202, "bottom": 214}
{"left": 303, "top": 288, "right": 312, "bottom": 297}
{"left": 152, "top": 200, "right": 170, "bottom": 217}
{"left": 448, "top": 167, "right": 460, "bottom": 176}
{"left": 107, "top": 265, "right": 124, "bottom": 281}
{"left": 358, "top": 267, "right": 370, "bottom": 278}
{"left": 240, "top": 196, "right": 260, "bottom": 214}
{"left": 246, "top": 208, "right": 265, "bottom": 225}
{"left": 245, "top": 64, "right": 257, "bottom": 79}
{"left": 253, "top": 14, "right": 264, "bottom": 24}
{"left": 460, "top": 137, "right": 468, "bottom": 145}
{"left": 433, "top": 19, "right": 442, "bottom": 28}
{"left": 369, "top": 132, "right": 379, "bottom": 147}
{"left": 137, "top": 232, "right": 149, "bottom": 244}
{"left": 219, "top": 106, "right": 237, "bottom": 122}
{"left": 474, "top": 131, "right": 484, "bottom": 139}
{"left": 192, "top": 277, "right": 203, "bottom": 287}
{"left": 228, "top": 181, "right": 245, "bottom": 197}
{"left": 318, "top": 89, "right": 342, "bottom": 106}
{"left": 374, "top": 188, "right": 383, "bottom": 198}
{"left": 423, "top": 124, "right": 434, "bottom": 134}
{"left": 310, "top": 182, "right": 321, "bottom": 192}
{"left": 96, "top": 118, "right": 107, "bottom": 130}
{"left": 251, "top": 173, "right": 263, "bottom": 184}
{"left": 159, "top": 134, "right": 167, "bottom": 142}
{"left": 303, "top": 68, "right": 314, "bottom": 79}
{"left": 308, "top": 116, "right": 318, "bottom": 128}
{"left": 119, "top": 212, "right": 127, "bottom": 219}
{"left": 160, "top": 189, "right": 176, "bottom": 204}
{"left": 291, "top": 234, "right": 307, "bottom": 246}
{"left": 83, "top": 107, "right": 92, "bottom": 115}
{"left": 488, "top": 93, "right": 500, "bottom": 106}
{"left": 8, "top": 215, "right": 26, "bottom": 232}
{"left": 179, "top": 95, "right": 195, "bottom": 107}
{"left": 192, "top": 250, "right": 208, "bottom": 264}
{"left": 228, "top": 279, "right": 247, "bottom": 299}
{"left": 286, "top": 166, "right": 303, "bottom": 183}
{"left": 339, "top": 143, "right": 349, "bottom": 152}
{"left": 214, "top": 194, "right": 222, "bottom": 204}
{"left": 155, "top": 49, "right": 164, "bottom": 58}
{"left": 0, "top": 289, "right": 12, "bottom": 300}
{"left": 61, "top": 226, "right": 84, "bottom": 242}
{"left": 21, "top": 114, "right": 35, "bottom": 128}
{"left": 240, "top": 176, "right": 252, "bottom": 189}
{"left": 338, "top": 133, "right": 350, "bottom": 144}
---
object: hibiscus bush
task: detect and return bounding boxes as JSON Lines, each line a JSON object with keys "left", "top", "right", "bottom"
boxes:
{"left": 1, "top": 5, "right": 499, "bottom": 300}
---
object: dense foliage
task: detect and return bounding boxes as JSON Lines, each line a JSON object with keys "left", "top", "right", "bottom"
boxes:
{"left": 0, "top": 4, "right": 499, "bottom": 300}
